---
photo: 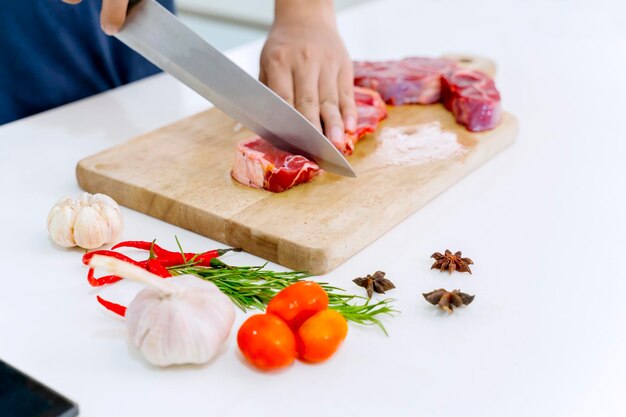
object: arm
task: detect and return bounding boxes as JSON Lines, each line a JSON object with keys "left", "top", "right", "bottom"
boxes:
{"left": 260, "top": 0, "right": 357, "bottom": 145}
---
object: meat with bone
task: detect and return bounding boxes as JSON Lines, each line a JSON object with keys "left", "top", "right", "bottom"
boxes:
{"left": 231, "top": 137, "right": 320, "bottom": 193}
{"left": 441, "top": 69, "right": 502, "bottom": 132}
{"left": 354, "top": 57, "right": 458, "bottom": 105}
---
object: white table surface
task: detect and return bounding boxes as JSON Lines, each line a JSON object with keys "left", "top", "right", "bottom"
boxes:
{"left": 1, "top": 1, "right": 626, "bottom": 416}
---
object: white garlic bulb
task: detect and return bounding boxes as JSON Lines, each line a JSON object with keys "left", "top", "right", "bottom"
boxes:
{"left": 47, "top": 192, "right": 123, "bottom": 249}
{"left": 89, "top": 255, "right": 235, "bottom": 367}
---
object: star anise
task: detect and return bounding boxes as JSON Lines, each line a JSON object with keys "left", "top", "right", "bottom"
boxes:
{"left": 431, "top": 249, "right": 474, "bottom": 274}
{"left": 423, "top": 288, "right": 474, "bottom": 313}
{"left": 353, "top": 271, "right": 395, "bottom": 299}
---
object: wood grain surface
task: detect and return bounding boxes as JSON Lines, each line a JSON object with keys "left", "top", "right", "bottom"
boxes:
{"left": 77, "top": 56, "right": 517, "bottom": 274}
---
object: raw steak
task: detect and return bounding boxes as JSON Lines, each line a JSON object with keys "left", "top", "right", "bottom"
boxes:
{"left": 441, "top": 69, "right": 501, "bottom": 132}
{"left": 231, "top": 137, "right": 320, "bottom": 193}
{"left": 341, "top": 86, "right": 388, "bottom": 155}
{"left": 354, "top": 57, "right": 458, "bottom": 105}
{"left": 231, "top": 87, "right": 386, "bottom": 192}
{"left": 354, "top": 57, "right": 502, "bottom": 132}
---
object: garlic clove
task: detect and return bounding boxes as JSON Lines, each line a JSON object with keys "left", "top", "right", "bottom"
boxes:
{"left": 46, "top": 197, "right": 75, "bottom": 230}
{"left": 47, "top": 204, "right": 78, "bottom": 247}
{"left": 92, "top": 193, "right": 119, "bottom": 208}
{"left": 73, "top": 205, "right": 109, "bottom": 249}
{"left": 78, "top": 192, "right": 93, "bottom": 207}
{"left": 94, "top": 196, "right": 124, "bottom": 242}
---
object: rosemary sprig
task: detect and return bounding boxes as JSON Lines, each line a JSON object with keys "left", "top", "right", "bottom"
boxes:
{"left": 167, "top": 259, "right": 396, "bottom": 333}
{"left": 169, "top": 261, "right": 311, "bottom": 311}
{"left": 331, "top": 298, "right": 396, "bottom": 336}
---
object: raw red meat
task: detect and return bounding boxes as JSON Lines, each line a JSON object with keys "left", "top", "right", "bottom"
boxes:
{"left": 354, "top": 57, "right": 458, "bottom": 105}
{"left": 231, "top": 87, "right": 386, "bottom": 192}
{"left": 441, "top": 69, "right": 501, "bottom": 132}
{"left": 340, "top": 86, "right": 388, "bottom": 155}
{"left": 354, "top": 57, "right": 502, "bottom": 132}
{"left": 231, "top": 137, "right": 320, "bottom": 193}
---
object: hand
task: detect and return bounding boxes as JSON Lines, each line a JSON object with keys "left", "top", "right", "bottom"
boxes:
{"left": 62, "top": 0, "right": 129, "bottom": 35}
{"left": 260, "top": 0, "right": 357, "bottom": 146}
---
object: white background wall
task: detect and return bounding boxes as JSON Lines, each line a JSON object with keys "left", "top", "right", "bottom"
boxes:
{"left": 178, "top": 0, "right": 369, "bottom": 27}
{"left": 178, "top": 0, "right": 371, "bottom": 50}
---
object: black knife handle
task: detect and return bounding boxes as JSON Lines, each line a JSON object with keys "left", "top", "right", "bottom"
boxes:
{"left": 127, "top": 0, "right": 143, "bottom": 12}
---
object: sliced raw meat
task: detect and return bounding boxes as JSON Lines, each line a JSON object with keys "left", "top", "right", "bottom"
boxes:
{"left": 231, "top": 87, "right": 386, "bottom": 192}
{"left": 441, "top": 69, "right": 502, "bottom": 132}
{"left": 354, "top": 57, "right": 458, "bottom": 105}
{"left": 354, "top": 56, "right": 502, "bottom": 132}
{"left": 231, "top": 137, "right": 320, "bottom": 193}
{"left": 341, "top": 87, "right": 388, "bottom": 155}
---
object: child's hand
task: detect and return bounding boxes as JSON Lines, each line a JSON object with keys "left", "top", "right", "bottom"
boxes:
{"left": 260, "top": 0, "right": 357, "bottom": 145}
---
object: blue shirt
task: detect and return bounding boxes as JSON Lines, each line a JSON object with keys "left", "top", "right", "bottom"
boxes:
{"left": 0, "top": 0, "right": 175, "bottom": 125}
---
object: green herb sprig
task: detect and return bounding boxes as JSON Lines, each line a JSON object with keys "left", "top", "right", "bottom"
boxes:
{"left": 168, "top": 258, "right": 397, "bottom": 334}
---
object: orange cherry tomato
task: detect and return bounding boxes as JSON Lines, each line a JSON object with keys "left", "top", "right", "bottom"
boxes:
{"left": 237, "top": 314, "right": 296, "bottom": 371}
{"left": 266, "top": 281, "right": 329, "bottom": 331}
{"left": 296, "top": 309, "right": 348, "bottom": 363}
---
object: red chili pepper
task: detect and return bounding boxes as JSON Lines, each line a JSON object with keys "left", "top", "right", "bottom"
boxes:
{"left": 149, "top": 253, "right": 187, "bottom": 267}
{"left": 87, "top": 269, "right": 124, "bottom": 287}
{"left": 96, "top": 296, "right": 127, "bottom": 317}
{"left": 111, "top": 240, "right": 153, "bottom": 251}
{"left": 112, "top": 240, "right": 195, "bottom": 264}
{"left": 84, "top": 250, "right": 148, "bottom": 287}
{"left": 111, "top": 241, "right": 174, "bottom": 258}
{"left": 146, "top": 258, "right": 172, "bottom": 278}
{"left": 154, "top": 248, "right": 241, "bottom": 267}
{"left": 82, "top": 250, "right": 147, "bottom": 267}
{"left": 111, "top": 240, "right": 240, "bottom": 267}
{"left": 194, "top": 248, "right": 241, "bottom": 266}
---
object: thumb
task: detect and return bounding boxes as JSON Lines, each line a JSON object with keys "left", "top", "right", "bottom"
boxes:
{"left": 100, "top": 0, "right": 129, "bottom": 35}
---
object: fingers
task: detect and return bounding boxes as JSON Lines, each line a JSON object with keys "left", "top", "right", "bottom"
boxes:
{"left": 338, "top": 62, "right": 357, "bottom": 133}
{"left": 319, "top": 69, "right": 345, "bottom": 146}
{"left": 265, "top": 67, "right": 294, "bottom": 107}
{"left": 267, "top": 69, "right": 295, "bottom": 107}
{"left": 101, "top": 0, "right": 129, "bottom": 35}
{"left": 294, "top": 65, "right": 322, "bottom": 131}
{"left": 260, "top": 42, "right": 355, "bottom": 138}
{"left": 261, "top": 47, "right": 294, "bottom": 106}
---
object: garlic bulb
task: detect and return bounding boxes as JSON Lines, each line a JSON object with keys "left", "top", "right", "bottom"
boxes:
{"left": 89, "top": 255, "right": 235, "bottom": 367}
{"left": 47, "top": 192, "right": 123, "bottom": 249}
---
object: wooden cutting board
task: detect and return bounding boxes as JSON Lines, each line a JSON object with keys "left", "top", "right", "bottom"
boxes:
{"left": 77, "top": 56, "right": 518, "bottom": 274}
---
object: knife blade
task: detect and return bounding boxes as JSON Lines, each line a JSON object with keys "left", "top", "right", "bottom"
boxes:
{"left": 117, "top": 0, "right": 356, "bottom": 177}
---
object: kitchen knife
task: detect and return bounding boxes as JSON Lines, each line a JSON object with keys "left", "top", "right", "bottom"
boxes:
{"left": 117, "top": 0, "right": 356, "bottom": 177}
